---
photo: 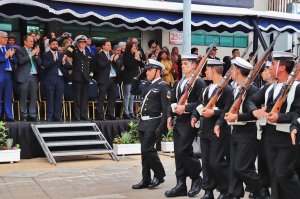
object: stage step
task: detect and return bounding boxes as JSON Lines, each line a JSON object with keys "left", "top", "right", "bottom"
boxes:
{"left": 46, "top": 140, "right": 107, "bottom": 147}
{"left": 41, "top": 131, "right": 102, "bottom": 137}
{"left": 52, "top": 149, "right": 114, "bottom": 157}
{"left": 31, "top": 123, "right": 119, "bottom": 165}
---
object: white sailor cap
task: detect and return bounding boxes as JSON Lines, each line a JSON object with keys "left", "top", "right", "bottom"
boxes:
{"left": 181, "top": 54, "right": 198, "bottom": 61}
{"left": 74, "top": 35, "right": 87, "bottom": 44}
{"left": 265, "top": 61, "right": 272, "bottom": 68}
{"left": 206, "top": 59, "right": 223, "bottom": 67}
{"left": 145, "top": 59, "right": 164, "bottom": 70}
{"left": 233, "top": 57, "right": 253, "bottom": 70}
{"left": 271, "top": 51, "right": 296, "bottom": 61}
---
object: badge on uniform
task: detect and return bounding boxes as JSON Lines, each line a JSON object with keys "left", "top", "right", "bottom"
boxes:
{"left": 152, "top": 88, "right": 159, "bottom": 93}
{"left": 167, "top": 91, "right": 171, "bottom": 100}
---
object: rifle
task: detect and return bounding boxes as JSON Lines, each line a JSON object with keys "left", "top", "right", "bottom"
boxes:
{"left": 241, "top": 41, "right": 253, "bottom": 58}
{"left": 249, "top": 45, "right": 261, "bottom": 66}
{"left": 178, "top": 43, "right": 215, "bottom": 105}
{"left": 228, "top": 34, "right": 279, "bottom": 114}
{"left": 205, "top": 66, "right": 234, "bottom": 110}
{"left": 271, "top": 56, "right": 300, "bottom": 113}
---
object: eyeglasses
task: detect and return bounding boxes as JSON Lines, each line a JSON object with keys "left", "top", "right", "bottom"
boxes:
{"left": 0, "top": 36, "right": 8, "bottom": 39}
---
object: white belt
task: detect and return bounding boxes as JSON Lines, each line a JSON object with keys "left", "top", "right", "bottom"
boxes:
{"left": 267, "top": 121, "right": 290, "bottom": 133}
{"left": 141, "top": 115, "right": 162, "bottom": 121}
{"left": 228, "top": 120, "right": 256, "bottom": 126}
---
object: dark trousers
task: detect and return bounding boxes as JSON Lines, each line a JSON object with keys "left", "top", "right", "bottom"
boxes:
{"left": 0, "top": 72, "right": 13, "bottom": 119}
{"left": 97, "top": 77, "right": 116, "bottom": 117}
{"left": 18, "top": 75, "right": 38, "bottom": 118}
{"left": 264, "top": 140, "right": 300, "bottom": 199}
{"left": 201, "top": 134, "right": 230, "bottom": 193}
{"left": 139, "top": 130, "right": 165, "bottom": 181}
{"left": 73, "top": 81, "right": 88, "bottom": 120}
{"left": 258, "top": 133, "right": 270, "bottom": 188}
{"left": 173, "top": 122, "right": 201, "bottom": 180}
{"left": 297, "top": 145, "right": 300, "bottom": 179}
{"left": 229, "top": 137, "right": 262, "bottom": 197}
{"left": 44, "top": 76, "right": 64, "bottom": 119}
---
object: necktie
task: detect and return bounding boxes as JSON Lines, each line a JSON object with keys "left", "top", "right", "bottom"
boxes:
{"left": 53, "top": 51, "right": 57, "bottom": 61}
{"left": 107, "top": 52, "right": 116, "bottom": 77}
{"left": 27, "top": 49, "right": 37, "bottom": 74}
{"left": 2, "top": 47, "right": 12, "bottom": 71}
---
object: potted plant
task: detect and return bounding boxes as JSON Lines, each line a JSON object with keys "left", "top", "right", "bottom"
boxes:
{"left": 161, "top": 129, "right": 174, "bottom": 152}
{"left": 113, "top": 121, "right": 141, "bottom": 155}
{"left": 0, "top": 121, "right": 21, "bottom": 163}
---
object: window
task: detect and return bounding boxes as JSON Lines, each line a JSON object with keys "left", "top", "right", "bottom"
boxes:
{"left": 191, "top": 31, "right": 248, "bottom": 48}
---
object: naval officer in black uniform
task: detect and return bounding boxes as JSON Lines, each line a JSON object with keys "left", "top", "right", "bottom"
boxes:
{"left": 191, "top": 59, "right": 233, "bottom": 199}
{"left": 131, "top": 59, "right": 169, "bottom": 189}
{"left": 65, "top": 35, "right": 93, "bottom": 121}
{"left": 247, "top": 51, "right": 300, "bottom": 199}
{"left": 224, "top": 57, "right": 261, "bottom": 199}
{"left": 165, "top": 54, "right": 205, "bottom": 197}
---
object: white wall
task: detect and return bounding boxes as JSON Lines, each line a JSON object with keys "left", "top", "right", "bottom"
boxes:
{"left": 253, "top": 0, "right": 268, "bottom": 11}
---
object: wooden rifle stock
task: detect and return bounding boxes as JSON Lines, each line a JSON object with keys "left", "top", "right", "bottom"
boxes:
{"left": 178, "top": 44, "right": 215, "bottom": 105}
{"left": 271, "top": 57, "right": 300, "bottom": 114}
{"left": 205, "top": 66, "right": 233, "bottom": 110}
{"left": 229, "top": 34, "right": 280, "bottom": 114}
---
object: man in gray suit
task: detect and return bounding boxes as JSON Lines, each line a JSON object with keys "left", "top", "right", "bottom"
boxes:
{"left": 15, "top": 35, "right": 41, "bottom": 121}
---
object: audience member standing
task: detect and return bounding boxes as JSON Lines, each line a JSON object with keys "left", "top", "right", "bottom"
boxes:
{"left": 94, "top": 41, "right": 119, "bottom": 120}
{"left": 123, "top": 42, "right": 144, "bottom": 119}
{"left": 0, "top": 31, "right": 17, "bottom": 121}
{"left": 15, "top": 35, "right": 41, "bottom": 121}
{"left": 66, "top": 35, "right": 93, "bottom": 121}
{"left": 171, "top": 47, "right": 182, "bottom": 81}
{"left": 157, "top": 50, "right": 174, "bottom": 86}
{"left": 85, "top": 36, "right": 96, "bottom": 56}
{"left": 41, "top": 38, "right": 71, "bottom": 121}
{"left": 145, "top": 39, "right": 158, "bottom": 59}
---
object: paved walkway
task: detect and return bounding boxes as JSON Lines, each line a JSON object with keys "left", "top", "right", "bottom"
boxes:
{"left": 0, "top": 154, "right": 251, "bottom": 199}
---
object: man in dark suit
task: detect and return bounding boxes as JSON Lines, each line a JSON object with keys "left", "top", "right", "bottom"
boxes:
{"left": 15, "top": 35, "right": 41, "bottom": 121}
{"left": 66, "top": 35, "right": 93, "bottom": 121}
{"left": 0, "top": 31, "right": 17, "bottom": 121}
{"left": 41, "top": 38, "right": 71, "bottom": 121}
{"left": 131, "top": 59, "right": 170, "bottom": 190}
{"left": 94, "top": 40, "right": 120, "bottom": 120}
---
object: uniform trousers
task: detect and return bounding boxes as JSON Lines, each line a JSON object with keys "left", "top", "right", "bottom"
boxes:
{"left": 44, "top": 76, "right": 64, "bottom": 120}
{"left": 264, "top": 126, "right": 300, "bottom": 199}
{"left": 139, "top": 129, "right": 165, "bottom": 181}
{"left": 173, "top": 121, "right": 201, "bottom": 180}
{"left": 200, "top": 134, "right": 230, "bottom": 193}
{"left": 0, "top": 72, "right": 13, "bottom": 119}
{"left": 257, "top": 132, "right": 270, "bottom": 188}
{"left": 18, "top": 75, "right": 38, "bottom": 118}
{"left": 229, "top": 136, "right": 262, "bottom": 197}
{"left": 97, "top": 77, "right": 116, "bottom": 117}
{"left": 73, "top": 80, "right": 88, "bottom": 120}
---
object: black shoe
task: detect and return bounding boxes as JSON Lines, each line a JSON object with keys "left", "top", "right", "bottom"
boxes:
{"left": 249, "top": 192, "right": 254, "bottom": 198}
{"left": 200, "top": 190, "right": 214, "bottom": 199}
{"left": 217, "top": 192, "right": 231, "bottom": 199}
{"left": 132, "top": 180, "right": 150, "bottom": 189}
{"left": 29, "top": 116, "right": 39, "bottom": 122}
{"left": 53, "top": 117, "right": 63, "bottom": 122}
{"left": 80, "top": 117, "right": 91, "bottom": 121}
{"left": 20, "top": 116, "right": 28, "bottom": 122}
{"left": 123, "top": 114, "right": 131, "bottom": 119}
{"left": 108, "top": 115, "right": 116, "bottom": 120}
{"left": 5, "top": 118, "right": 14, "bottom": 122}
{"left": 46, "top": 117, "right": 53, "bottom": 122}
{"left": 165, "top": 177, "right": 187, "bottom": 197}
{"left": 231, "top": 197, "right": 240, "bottom": 199}
{"left": 187, "top": 177, "right": 202, "bottom": 197}
{"left": 129, "top": 113, "right": 136, "bottom": 119}
{"left": 148, "top": 177, "right": 164, "bottom": 189}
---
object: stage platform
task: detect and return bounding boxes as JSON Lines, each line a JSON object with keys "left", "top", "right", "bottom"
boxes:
{"left": 5, "top": 120, "right": 134, "bottom": 159}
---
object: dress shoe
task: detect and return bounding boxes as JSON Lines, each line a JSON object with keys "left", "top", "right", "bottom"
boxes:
{"left": 123, "top": 114, "right": 131, "bottom": 119}
{"left": 165, "top": 177, "right": 187, "bottom": 197}
{"left": 249, "top": 192, "right": 254, "bottom": 198}
{"left": 53, "top": 117, "right": 63, "bottom": 122}
{"left": 187, "top": 177, "right": 202, "bottom": 197}
{"left": 231, "top": 197, "right": 240, "bottom": 199}
{"left": 46, "top": 118, "right": 53, "bottom": 122}
{"left": 132, "top": 180, "right": 150, "bottom": 189}
{"left": 20, "top": 116, "right": 28, "bottom": 122}
{"left": 200, "top": 190, "right": 214, "bottom": 199}
{"left": 217, "top": 192, "right": 230, "bottom": 199}
{"left": 80, "top": 117, "right": 91, "bottom": 121}
{"left": 129, "top": 113, "right": 136, "bottom": 119}
{"left": 5, "top": 118, "right": 14, "bottom": 122}
{"left": 29, "top": 116, "right": 39, "bottom": 122}
{"left": 108, "top": 115, "right": 116, "bottom": 120}
{"left": 260, "top": 187, "right": 270, "bottom": 198}
{"left": 148, "top": 177, "right": 164, "bottom": 189}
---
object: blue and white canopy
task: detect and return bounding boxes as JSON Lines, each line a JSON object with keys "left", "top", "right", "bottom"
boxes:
{"left": 0, "top": 0, "right": 299, "bottom": 33}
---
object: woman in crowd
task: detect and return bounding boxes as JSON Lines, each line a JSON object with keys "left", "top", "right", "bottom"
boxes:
{"left": 123, "top": 42, "right": 144, "bottom": 119}
{"left": 171, "top": 46, "right": 182, "bottom": 81}
{"left": 157, "top": 50, "right": 174, "bottom": 86}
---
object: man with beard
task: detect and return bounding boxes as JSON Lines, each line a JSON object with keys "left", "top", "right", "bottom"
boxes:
{"left": 41, "top": 38, "right": 71, "bottom": 121}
